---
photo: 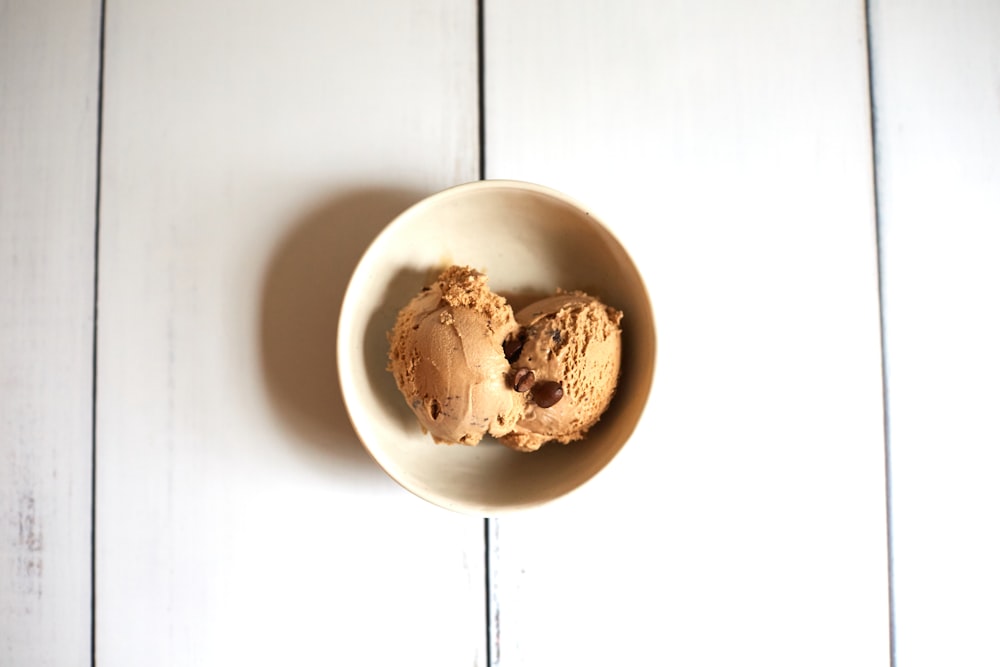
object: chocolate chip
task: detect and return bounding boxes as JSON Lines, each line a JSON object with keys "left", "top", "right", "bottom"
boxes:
{"left": 503, "top": 333, "right": 524, "bottom": 363}
{"left": 512, "top": 368, "right": 535, "bottom": 393}
{"left": 532, "top": 381, "right": 563, "bottom": 408}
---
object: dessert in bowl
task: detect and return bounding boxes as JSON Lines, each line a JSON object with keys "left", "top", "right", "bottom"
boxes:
{"left": 337, "top": 180, "right": 655, "bottom": 514}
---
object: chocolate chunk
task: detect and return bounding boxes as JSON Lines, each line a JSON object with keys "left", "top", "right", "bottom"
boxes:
{"left": 512, "top": 368, "right": 535, "bottom": 393}
{"left": 532, "top": 381, "right": 563, "bottom": 408}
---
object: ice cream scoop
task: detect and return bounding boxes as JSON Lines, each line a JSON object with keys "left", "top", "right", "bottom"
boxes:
{"left": 387, "top": 266, "right": 526, "bottom": 445}
{"left": 498, "top": 292, "right": 623, "bottom": 452}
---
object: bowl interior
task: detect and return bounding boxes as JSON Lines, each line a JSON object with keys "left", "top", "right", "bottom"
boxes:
{"left": 338, "top": 180, "right": 655, "bottom": 514}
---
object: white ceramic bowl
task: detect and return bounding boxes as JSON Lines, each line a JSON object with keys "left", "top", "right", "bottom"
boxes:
{"left": 337, "top": 180, "right": 655, "bottom": 514}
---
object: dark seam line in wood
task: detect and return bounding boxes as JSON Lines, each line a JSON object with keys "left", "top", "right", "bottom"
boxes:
{"left": 477, "top": 0, "right": 486, "bottom": 182}
{"left": 90, "top": 0, "right": 108, "bottom": 664}
{"left": 863, "top": 2, "right": 897, "bottom": 665}
{"left": 477, "top": 3, "right": 499, "bottom": 665}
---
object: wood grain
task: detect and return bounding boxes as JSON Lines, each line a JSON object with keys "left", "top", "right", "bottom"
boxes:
{"left": 95, "top": 1, "right": 483, "bottom": 665}
{"left": 485, "top": 1, "right": 890, "bottom": 664}
{"left": 6, "top": 0, "right": 995, "bottom": 661}
{"left": 0, "top": 1, "right": 101, "bottom": 664}
{"left": 870, "top": 1, "right": 1000, "bottom": 664}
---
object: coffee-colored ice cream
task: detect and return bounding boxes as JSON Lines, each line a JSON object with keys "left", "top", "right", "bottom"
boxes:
{"left": 387, "top": 266, "right": 525, "bottom": 445}
{"left": 387, "top": 266, "right": 622, "bottom": 451}
{"left": 498, "top": 292, "right": 623, "bottom": 452}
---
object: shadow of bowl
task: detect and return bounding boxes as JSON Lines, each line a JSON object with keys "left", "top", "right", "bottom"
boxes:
{"left": 258, "top": 187, "right": 425, "bottom": 477}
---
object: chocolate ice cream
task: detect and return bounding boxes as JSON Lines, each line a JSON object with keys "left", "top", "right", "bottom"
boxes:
{"left": 387, "top": 266, "right": 525, "bottom": 445}
{"left": 387, "top": 266, "right": 622, "bottom": 451}
{"left": 499, "top": 292, "right": 623, "bottom": 452}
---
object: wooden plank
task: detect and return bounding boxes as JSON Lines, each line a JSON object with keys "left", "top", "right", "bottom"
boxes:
{"left": 0, "top": 1, "right": 101, "bottom": 664}
{"left": 869, "top": 1, "right": 1000, "bottom": 664}
{"left": 485, "top": 1, "right": 890, "bottom": 664}
{"left": 95, "top": 1, "right": 483, "bottom": 665}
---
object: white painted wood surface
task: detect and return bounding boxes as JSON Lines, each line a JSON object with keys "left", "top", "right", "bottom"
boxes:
{"left": 485, "top": 2, "right": 890, "bottom": 664}
{"left": 5, "top": 0, "right": 1000, "bottom": 664}
{"left": 0, "top": 1, "right": 100, "bottom": 664}
{"left": 870, "top": 1, "right": 1000, "bottom": 665}
{"left": 95, "top": 1, "right": 483, "bottom": 665}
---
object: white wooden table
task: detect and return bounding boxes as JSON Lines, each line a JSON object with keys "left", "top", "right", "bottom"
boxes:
{"left": 3, "top": 1, "right": 998, "bottom": 665}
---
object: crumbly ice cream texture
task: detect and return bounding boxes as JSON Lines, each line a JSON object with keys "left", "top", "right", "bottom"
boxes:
{"left": 498, "top": 292, "right": 623, "bottom": 452}
{"left": 386, "top": 266, "right": 525, "bottom": 445}
{"left": 387, "top": 265, "right": 623, "bottom": 451}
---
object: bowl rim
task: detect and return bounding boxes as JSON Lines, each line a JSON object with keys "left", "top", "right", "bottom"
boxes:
{"left": 336, "top": 178, "right": 655, "bottom": 515}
